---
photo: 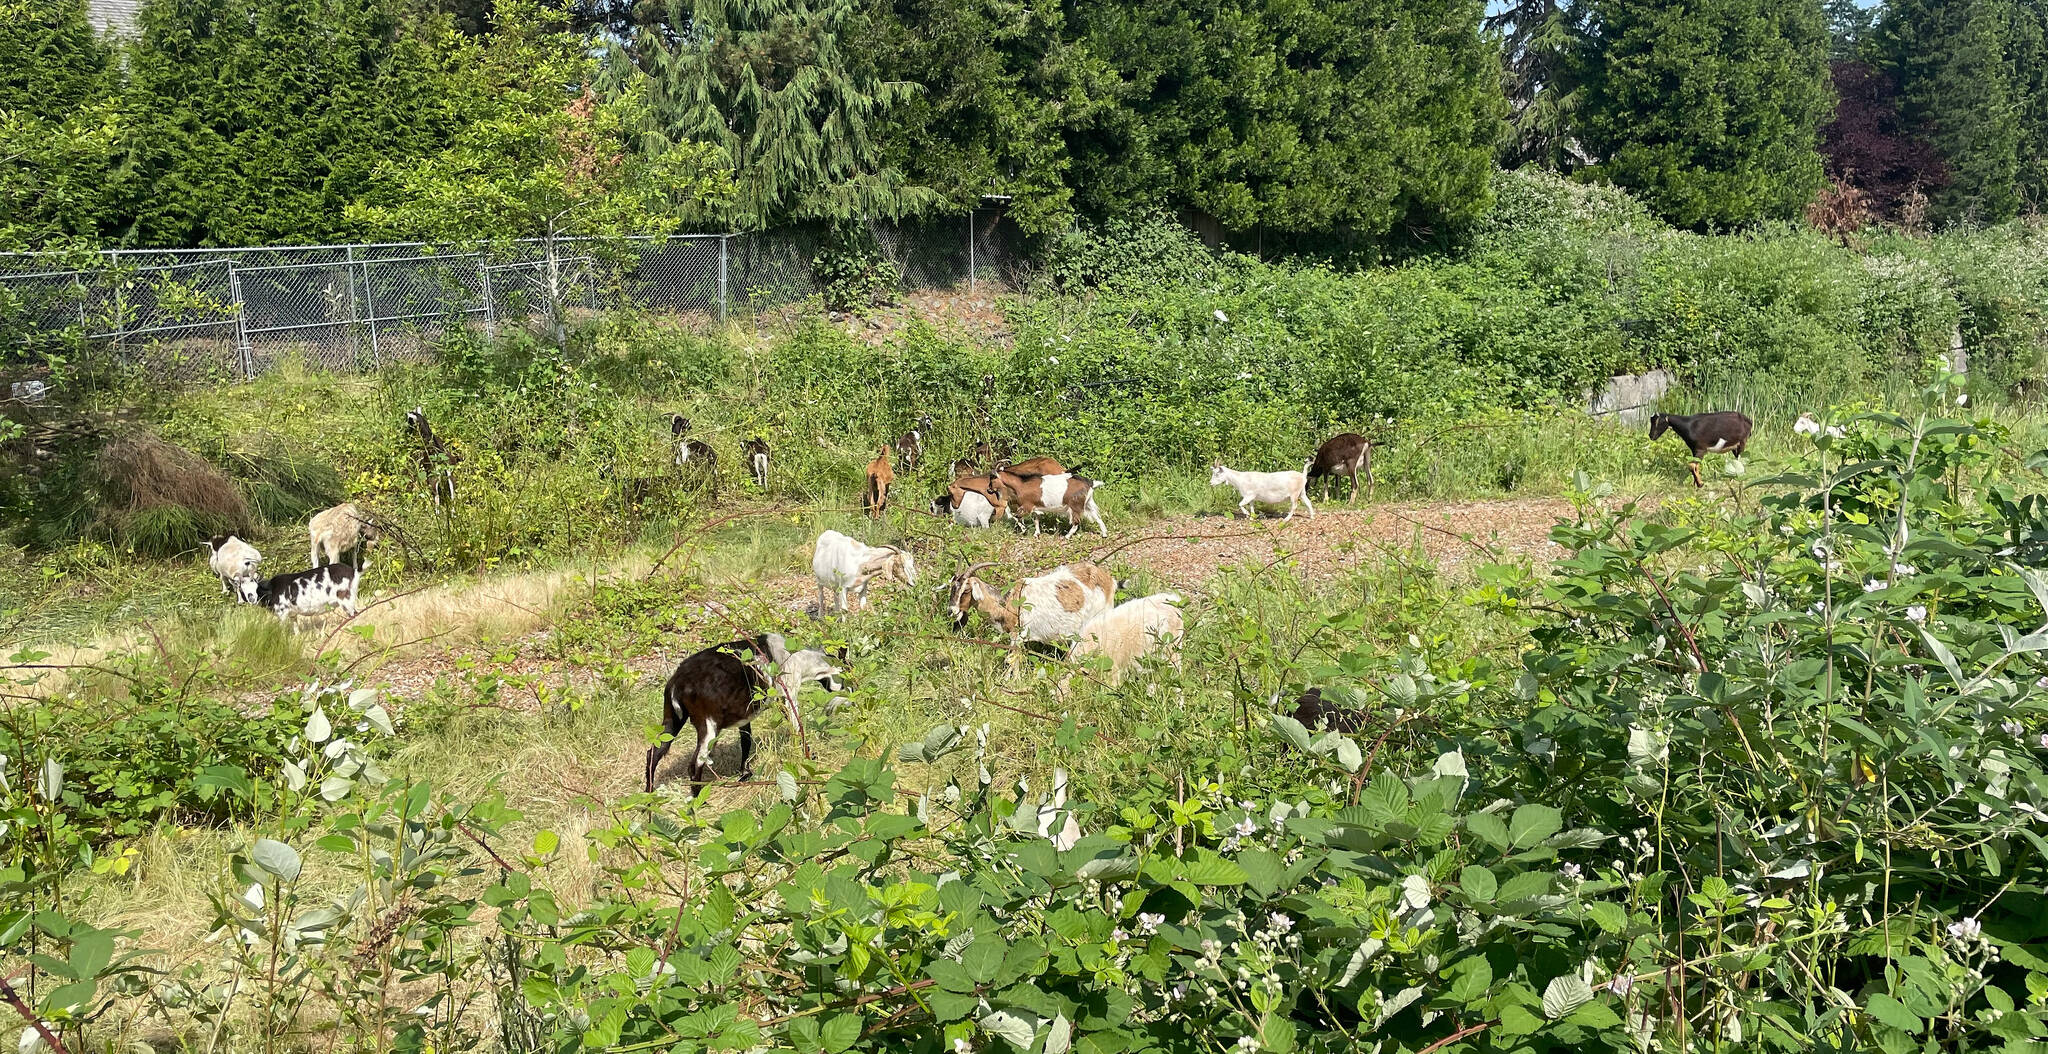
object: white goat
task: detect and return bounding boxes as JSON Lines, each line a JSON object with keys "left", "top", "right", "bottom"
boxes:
{"left": 1071, "top": 592, "right": 1186, "bottom": 684}
{"left": 948, "top": 561, "right": 1117, "bottom": 647}
{"left": 1209, "top": 462, "right": 1314, "bottom": 521}
{"left": 308, "top": 503, "right": 380, "bottom": 571}
{"left": 206, "top": 534, "right": 263, "bottom": 602}
{"left": 951, "top": 489, "right": 998, "bottom": 528}
{"left": 812, "top": 529, "right": 919, "bottom": 613}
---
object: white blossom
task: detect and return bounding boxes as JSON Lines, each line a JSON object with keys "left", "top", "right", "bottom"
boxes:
{"left": 1864, "top": 579, "right": 1884, "bottom": 593}
{"left": 954, "top": 1039, "right": 972, "bottom": 1054}
{"left": 1048, "top": 357, "right": 1059, "bottom": 366}
{"left": 1560, "top": 863, "right": 1583, "bottom": 881}
{"left": 1268, "top": 912, "right": 1294, "bottom": 934}
{"left": 1957, "top": 393, "right": 1970, "bottom": 407}
{"left": 1137, "top": 912, "right": 1165, "bottom": 934}
{"left": 1906, "top": 605, "right": 1928, "bottom": 624}
{"left": 2002, "top": 721, "right": 2023, "bottom": 737}
{"left": 1607, "top": 974, "right": 1634, "bottom": 998}
{"left": 1948, "top": 917, "right": 1983, "bottom": 941}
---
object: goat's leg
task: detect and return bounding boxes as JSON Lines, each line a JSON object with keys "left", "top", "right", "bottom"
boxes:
{"left": 690, "top": 718, "right": 718, "bottom": 784}
{"left": 1239, "top": 496, "right": 1254, "bottom": 519}
{"left": 1301, "top": 491, "right": 1315, "bottom": 519}
{"left": 738, "top": 725, "right": 755, "bottom": 780}
{"left": 309, "top": 542, "right": 321, "bottom": 569}
{"left": 1689, "top": 461, "right": 1704, "bottom": 488}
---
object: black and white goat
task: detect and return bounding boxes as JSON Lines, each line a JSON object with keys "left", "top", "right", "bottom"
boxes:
{"left": 741, "top": 436, "right": 771, "bottom": 489}
{"left": 206, "top": 534, "right": 263, "bottom": 602}
{"left": 670, "top": 415, "right": 719, "bottom": 495}
{"left": 250, "top": 563, "right": 360, "bottom": 623}
{"left": 644, "top": 634, "right": 843, "bottom": 790}
{"left": 405, "top": 408, "right": 459, "bottom": 506}
{"left": 894, "top": 415, "right": 934, "bottom": 471}
{"left": 1648, "top": 411, "right": 1753, "bottom": 487}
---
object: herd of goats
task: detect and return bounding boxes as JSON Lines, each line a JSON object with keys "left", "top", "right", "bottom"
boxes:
{"left": 194, "top": 403, "right": 1757, "bottom": 791}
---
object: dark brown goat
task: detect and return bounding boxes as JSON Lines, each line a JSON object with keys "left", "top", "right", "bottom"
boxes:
{"left": 1306, "top": 433, "right": 1374, "bottom": 502}
{"left": 645, "top": 634, "right": 841, "bottom": 790}
{"left": 405, "top": 408, "right": 460, "bottom": 506}
{"left": 1289, "top": 687, "right": 1367, "bottom": 735}
{"left": 1649, "top": 411, "right": 1752, "bottom": 487}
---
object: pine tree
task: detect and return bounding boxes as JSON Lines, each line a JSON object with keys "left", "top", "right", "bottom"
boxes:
{"left": 1576, "top": 0, "right": 1833, "bottom": 228}
{"left": 619, "top": 0, "right": 940, "bottom": 228}
{"left": 0, "top": 0, "right": 120, "bottom": 247}
{"left": 1072, "top": 0, "right": 1503, "bottom": 240}
{"left": 1876, "top": 0, "right": 2046, "bottom": 223}
{"left": 1485, "top": 0, "right": 1588, "bottom": 168}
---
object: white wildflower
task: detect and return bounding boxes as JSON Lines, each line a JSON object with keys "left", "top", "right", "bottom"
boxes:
{"left": 2039, "top": 733, "right": 2048, "bottom": 750}
{"left": 1236, "top": 1037, "right": 1258, "bottom": 1052}
{"left": 1957, "top": 393, "right": 1969, "bottom": 407}
{"left": 1268, "top": 912, "right": 1293, "bottom": 934}
{"left": 1232, "top": 817, "right": 1258, "bottom": 838}
{"left": 1894, "top": 564, "right": 1917, "bottom": 577}
{"left": 1109, "top": 928, "right": 1128, "bottom": 944}
{"left": 2002, "top": 721, "right": 2022, "bottom": 737}
{"left": 1948, "top": 917, "right": 1983, "bottom": 941}
{"left": 1906, "top": 604, "right": 1928, "bottom": 623}
{"left": 1864, "top": 579, "right": 1884, "bottom": 593}
{"left": 1214, "top": 309, "right": 1229, "bottom": 323}
{"left": 1137, "top": 912, "right": 1165, "bottom": 934}
{"left": 1560, "top": 863, "right": 1583, "bottom": 881}
{"left": 954, "top": 1039, "right": 972, "bottom": 1054}
{"left": 1608, "top": 974, "right": 1634, "bottom": 998}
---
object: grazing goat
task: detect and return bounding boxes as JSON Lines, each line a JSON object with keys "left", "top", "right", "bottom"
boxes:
{"left": 894, "top": 415, "right": 934, "bottom": 471}
{"left": 741, "top": 437, "right": 771, "bottom": 489}
{"left": 992, "top": 469, "right": 1107, "bottom": 536}
{"left": 670, "top": 416, "right": 719, "bottom": 495}
{"left": 206, "top": 535, "right": 262, "bottom": 602}
{"left": 405, "top": 408, "right": 459, "bottom": 505}
{"left": 1649, "top": 411, "right": 1753, "bottom": 487}
{"left": 812, "top": 529, "right": 918, "bottom": 613}
{"left": 1071, "top": 593, "right": 1185, "bottom": 685}
{"left": 251, "top": 563, "right": 360, "bottom": 623}
{"left": 307, "top": 503, "right": 380, "bottom": 572}
{"left": 1306, "top": 433, "right": 1374, "bottom": 502}
{"left": 947, "top": 561, "right": 1117, "bottom": 648}
{"left": 645, "top": 634, "right": 842, "bottom": 790}
{"left": 1209, "top": 463, "right": 1314, "bottom": 521}
{"left": 864, "top": 445, "right": 894, "bottom": 519}
{"left": 946, "top": 488, "right": 1000, "bottom": 528}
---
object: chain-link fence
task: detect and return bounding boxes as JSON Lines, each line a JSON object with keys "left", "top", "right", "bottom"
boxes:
{"left": 0, "top": 207, "right": 1029, "bottom": 381}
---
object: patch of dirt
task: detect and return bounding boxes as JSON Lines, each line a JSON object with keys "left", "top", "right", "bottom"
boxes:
{"left": 754, "top": 287, "right": 1015, "bottom": 348}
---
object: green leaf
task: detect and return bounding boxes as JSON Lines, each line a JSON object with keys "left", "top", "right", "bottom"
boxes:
{"left": 1466, "top": 811, "right": 1509, "bottom": 849}
{"left": 980, "top": 1009, "right": 1036, "bottom": 1050}
{"left": 532, "top": 830, "right": 558, "bottom": 855}
{"left": 1044, "top": 1012, "right": 1073, "bottom": 1054}
{"left": 1865, "top": 993, "right": 1922, "bottom": 1034}
{"left": 305, "top": 708, "right": 331, "bottom": 744}
{"left": 251, "top": 838, "right": 301, "bottom": 882}
{"left": 319, "top": 774, "right": 353, "bottom": 802}
{"left": 403, "top": 781, "right": 431, "bottom": 819}
{"left": 964, "top": 939, "right": 1004, "bottom": 984}
{"left": 1496, "top": 1003, "right": 1545, "bottom": 1036}
{"left": 1587, "top": 902, "right": 1628, "bottom": 933}
{"left": 820, "top": 1012, "right": 861, "bottom": 1053}
{"left": 1181, "top": 851, "right": 1248, "bottom": 886}
{"left": 1459, "top": 865, "right": 1497, "bottom": 902}
{"left": 1238, "top": 851, "right": 1285, "bottom": 897}
{"left": 1270, "top": 715, "right": 1313, "bottom": 753}
{"left": 1509, "top": 804, "right": 1562, "bottom": 849}
{"left": 1542, "top": 975, "right": 1592, "bottom": 1019}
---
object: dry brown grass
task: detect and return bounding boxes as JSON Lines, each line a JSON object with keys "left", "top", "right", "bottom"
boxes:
{"left": 96, "top": 433, "right": 253, "bottom": 535}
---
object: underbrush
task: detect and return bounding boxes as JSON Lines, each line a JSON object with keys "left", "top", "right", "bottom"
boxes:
{"left": 11, "top": 377, "right": 2048, "bottom": 1052}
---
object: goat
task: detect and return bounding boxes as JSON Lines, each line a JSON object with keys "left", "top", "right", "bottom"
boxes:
{"left": 741, "top": 436, "right": 771, "bottom": 489}
{"left": 1289, "top": 687, "right": 1367, "bottom": 735}
{"left": 1306, "top": 433, "right": 1374, "bottom": 502}
{"left": 947, "top": 455, "right": 981, "bottom": 478}
{"left": 947, "top": 488, "right": 1000, "bottom": 528}
{"left": 645, "top": 634, "right": 842, "bottom": 790}
{"left": 405, "top": 408, "right": 459, "bottom": 505}
{"left": 1209, "top": 463, "right": 1314, "bottom": 521}
{"left": 947, "top": 561, "right": 1117, "bottom": 648}
{"left": 1649, "top": 411, "right": 1753, "bottom": 487}
{"left": 996, "top": 455, "right": 1069, "bottom": 478}
{"left": 812, "top": 529, "right": 918, "bottom": 613}
{"left": 307, "top": 503, "right": 380, "bottom": 572}
{"left": 991, "top": 469, "right": 1107, "bottom": 536}
{"left": 1070, "top": 593, "right": 1186, "bottom": 685}
{"left": 864, "top": 445, "right": 894, "bottom": 519}
{"left": 205, "top": 534, "right": 262, "bottom": 602}
{"left": 670, "top": 416, "right": 719, "bottom": 495}
{"left": 599, "top": 461, "right": 660, "bottom": 512}
{"left": 250, "top": 563, "right": 360, "bottom": 623}
{"left": 894, "top": 415, "right": 935, "bottom": 471}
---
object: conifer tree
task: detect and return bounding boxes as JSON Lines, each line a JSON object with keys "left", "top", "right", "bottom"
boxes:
{"left": 0, "top": 0, "right": 119, "bottom": 247}
{"left": 1877, "top": 0, "right": 2048, "bottom": 222}
{"left": 1576, "top": 0, "right": 1832, "bottom": 228}
{"left": 618, "top": 0, "right": 940, "bottom": 228}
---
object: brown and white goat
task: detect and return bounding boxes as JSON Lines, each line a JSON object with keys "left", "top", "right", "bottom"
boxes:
{"left": 864, "top": 445, "right": 894, "bottom": 519}
{"left": 206, "top": 535, "right": 263, "bottom": 602}
{"left": 946, "top": 561, "right": 1117, "bottom": 647}
{"left": 992, "top": 468, "right": 1106, "bottom": 536}
{"left": 644, "top": 633, "right": 842, "bottom": 790}
{"left": 996, "top": 455, "right": 1069, "bottom": 478}
{"left": 1306, "top": 433, "right": 1374, "bottom": 502}
{"left": 1649, "top": 411, "right": 1752, "bottom": 487}
{"left": 1070, "top": 592, "right": 1185, "bottom": 685}
{"left": 894, "top": 415, "right": 934, "bottom": 471}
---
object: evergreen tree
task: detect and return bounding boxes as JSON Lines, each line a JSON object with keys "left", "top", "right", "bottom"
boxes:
{"left": 1485, "top": 0, "right": 1588, "bottom": 168}
{"left": 1876, "top": 0, "right": 2048, "bottom": 222}
{"left": 112, "top": 0, "right": 469, "bottom": 245}
{"left": 1073, "top": 0, "right": 1503, "bottom": 240}
{"left": 0, "top": 0, "right": 120, "bottom": 247}
{"left": 1577, "top": 0, "right": 1833, "bottom": 228}
{"left": 617, "top": 0, "right": 940, "bottom": 228}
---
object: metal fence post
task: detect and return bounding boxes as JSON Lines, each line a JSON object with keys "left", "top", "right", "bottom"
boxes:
{"left": 479, "top": 254, "right": 497, "bottom": 339}
{"left": 717, "top": 235, "right": 729, "bottom": 323}
{"left": 362, "top": 257, "right": 381, "bottom": 368}
{"left": 344, "top": 245, "right": 361, "bottom": 364}
{"left": 227, "top": 263, "right": 255, "bottom": 381}
{"left": 967, "top": 209, "right": 976, "bottom": 292}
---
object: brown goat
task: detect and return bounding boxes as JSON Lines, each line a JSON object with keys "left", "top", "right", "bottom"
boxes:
{"left": 1306, "top": 433, "right": 1374, "bottom": 502}
{"left": 991, "top": 467, "right": 1107, "bottom": 536}
{"left": 645, "top": 634, "right": 841, "bottom": 790}
{"left": 864, "top": 444, "right": 894, "bottom": 519}
{"left": 1649, "top": 411, "right": 1752, "bottom": 487}
{"left": 894, "top": 415, "right": 934, "bottom": 471}
{"left": 996, "top": 455, "right": 1070, "bottom": 478}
